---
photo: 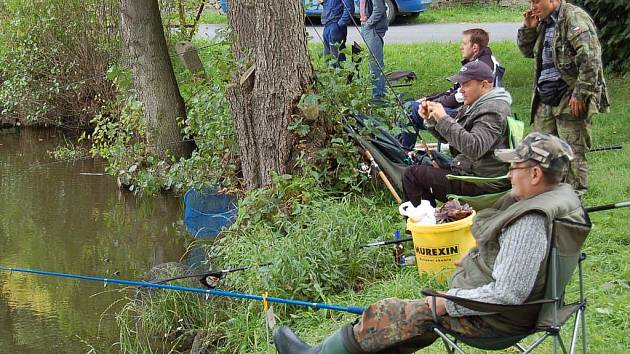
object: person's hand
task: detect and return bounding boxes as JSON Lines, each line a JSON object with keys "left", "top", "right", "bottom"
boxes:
{"left": 360, "top": 15, "right": 368, "bottom": 23}
{"left": 569, "top": 97, "right": 586, "bottom": 117}
{"left": 418, "top": 100, "right": 430, "bottom": 119}
{"left": 523, "top": 9, "right": 539, "bottom": 28}
{"left": 316, "top": 0, "right": 324, "bottom": 4}
{"left": 425, "top": 296, "right": 448, "bottom": 316}
{"left": 428, "top": 102, "right": 448, "bottom": 122}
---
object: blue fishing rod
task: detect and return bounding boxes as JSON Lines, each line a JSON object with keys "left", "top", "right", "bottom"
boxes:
{"left": 0, "top": 266, "right": 365, "bottom": 315}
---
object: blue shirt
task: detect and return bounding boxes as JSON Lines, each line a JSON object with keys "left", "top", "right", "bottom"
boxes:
{"left": 321, "top": 0, "right": 355, "bottom": 27}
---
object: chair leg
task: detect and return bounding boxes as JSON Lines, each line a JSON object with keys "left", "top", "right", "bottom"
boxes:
{"left": 581, "top": 307, "right": 587, "bottom": 354}
{"left": 556, "top": 333, "right": 568, "bottom": 354}
{"left": 569, "top": 307, "right": 584, "bottom": 354}
{"left": 433, "top": 328, "right": 466, "bottom": 354}
{"left": 514, "top": 342, "right": 527, "bottom": 353}
{"left": 522, "top": 333, "right": 551, "bottom": 354}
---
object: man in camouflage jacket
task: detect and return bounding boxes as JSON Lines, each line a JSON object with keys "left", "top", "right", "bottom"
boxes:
{"left": 517, "top": 0, "right": 609, "bottom": 194}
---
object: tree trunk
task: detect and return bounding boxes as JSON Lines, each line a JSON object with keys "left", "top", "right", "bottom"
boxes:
{"left": 227, "top": 0, "right": 313, "bottom": 190}
{"left": 119, "top": 0, "right": 193, "bottom": 160}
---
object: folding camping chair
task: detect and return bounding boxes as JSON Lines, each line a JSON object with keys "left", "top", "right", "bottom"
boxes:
{"left": 345, "top": 113, "right": 413, "bottom": 195}
{"left": 421, "top": 215, "right": 592, "bottom": 354}
{"left": 444, "top": 115, "right": 524, "bottom": 209}
{"left": 347, "top": 113, "right": 524, "bottom": 209}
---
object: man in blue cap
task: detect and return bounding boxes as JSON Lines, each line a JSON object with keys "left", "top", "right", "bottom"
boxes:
{"left": 402, "top": 60, "right": 513, "bottom": 207}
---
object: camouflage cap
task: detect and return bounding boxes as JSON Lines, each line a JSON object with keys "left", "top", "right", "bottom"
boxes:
{"left": 494, "top": 132, "right": 574, "bottom": 172}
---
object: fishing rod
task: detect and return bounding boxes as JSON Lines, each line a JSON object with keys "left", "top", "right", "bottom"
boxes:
{"left": 357, "top": 201, "right": 630, "bottom": 248}
{"left": 358, "top": 236, "right": 412, "bottom": 248}
{"left": 588, "top": 144, "right": 623, "bottom": 153}
{"left": 0, "top": 266, "right": 365, "bottom": 315}
{"left": 584, "top": 201, "right": 630, "bottom": 213}
{"left": 364, "top": 150, "right": 402, "bottom": 203}
{"left": 155, "top": 262, "right": 273, "bottom": 288}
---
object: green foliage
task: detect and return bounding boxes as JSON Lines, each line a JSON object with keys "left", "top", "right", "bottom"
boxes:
{"left": 88, "top": 41, "right": 402, "bottom": 195}
{"left": 296, "top": 46, "right": 401, "bottom": 193}
{"left": 116, "top": 286, "right": 225, "bottom": 353}
{"left": 47, "top": 138, "right": 89, "bottom": 161}
{"left": 87, "top": 96, "right": 148, "bottom": 179}
{"left": 571, "top": 0, "right": 630, "bottom": 72}
{"left": 169, "top": 40, "right": 240, "bottom": 191}
{"left": 86, "top": 39, "right": 240, "bottom": 194}
{"left": 0, "top": 0, "right": 119, "bottom": 127}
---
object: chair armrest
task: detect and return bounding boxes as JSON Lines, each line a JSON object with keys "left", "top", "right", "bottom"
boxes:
{"left": 421, "top": 288, "right": 555, "bottom": 316}
{"left": 446, "top": 174, "right": 508, "bottom": 184}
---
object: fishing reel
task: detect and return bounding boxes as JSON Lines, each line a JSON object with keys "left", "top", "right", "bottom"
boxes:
{"left": 199, "top": 273, "right": 222, "bottom": 289}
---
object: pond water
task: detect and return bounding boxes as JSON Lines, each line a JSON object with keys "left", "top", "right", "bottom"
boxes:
{"left": 0, "top": 128, "right": 192, "bottom": 353}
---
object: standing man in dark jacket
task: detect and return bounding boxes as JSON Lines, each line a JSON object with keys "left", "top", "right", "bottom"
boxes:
{"left": 320, "top": 0, "right": 355, "bottom": 63}
{"left": 517, "top": 0, "right": 609, "bottom": 195}
{"left": 360, "top": 0, "right": 388, "bottom": 101}
{"left": 401, "top": 28, "right": 504, "bottom": 148}
{"left": 402, "top": 61, "right": 512, "bottom": 207}
{"left": 273, "top": 133, "right": 586, "bottom": 354}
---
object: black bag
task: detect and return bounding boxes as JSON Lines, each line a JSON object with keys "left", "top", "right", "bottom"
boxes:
{"left": 537, "top": 79, "right": 569, "bottom": 106}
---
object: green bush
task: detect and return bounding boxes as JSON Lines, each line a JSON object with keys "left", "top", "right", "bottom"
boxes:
{"left": 0, "top": 0, "right": 120, "bottom": 127}
{"left": 571, "top": 0, "right": 630, "bottom": 73}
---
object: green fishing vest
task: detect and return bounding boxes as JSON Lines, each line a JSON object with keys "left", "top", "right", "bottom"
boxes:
{"left": 449, "top": 183, "right": 587, "bottom": 333}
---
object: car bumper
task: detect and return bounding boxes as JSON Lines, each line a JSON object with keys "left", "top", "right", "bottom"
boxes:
{"left": 397, "top": 0, "right": 432, "bottom": 13}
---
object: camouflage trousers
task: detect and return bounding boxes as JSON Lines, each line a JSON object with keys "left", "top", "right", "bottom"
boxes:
{"left": 534, "top": 94, "right": 593, "bottom": 193}
{"left": 352, "top": 298, "right": 496, "bottom": 353}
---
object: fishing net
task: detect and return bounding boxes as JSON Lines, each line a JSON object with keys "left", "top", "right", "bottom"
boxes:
{"left": 184, "top": 188, "right": 237, "bottom": 238}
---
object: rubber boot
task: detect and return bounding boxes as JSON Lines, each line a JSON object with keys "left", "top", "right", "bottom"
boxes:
{"left": 273, "top": 326, "right": 351, "bottom": 354}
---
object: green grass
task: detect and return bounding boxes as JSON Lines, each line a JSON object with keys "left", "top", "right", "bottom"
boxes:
{"left": 194, "top": 4, "right": 525, "bottom": 25}
{"left": 198, "top": 10, "right": 228, "bottom": 25}
{"left": 411, "top": 4, "right": 527, "bottom": 24}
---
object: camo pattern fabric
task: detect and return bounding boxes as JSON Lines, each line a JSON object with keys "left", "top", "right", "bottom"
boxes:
{"left": 352, "top": 297, "right": 496, "bottom": 353}
{"left": 534, "top": 94, "right": 591, "bottom": 191}
{"left": 495, "top": 131, "right": 575, "bottom": 173}
{"left": 517, "top": 1, "right": 609, "bottom": 113}
{"left": 517, "top": 1, "right": 606, "bottom": 194}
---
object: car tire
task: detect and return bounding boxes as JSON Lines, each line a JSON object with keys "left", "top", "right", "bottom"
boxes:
{"left": 385, "top": 0, "right": 397, "bottom": 25}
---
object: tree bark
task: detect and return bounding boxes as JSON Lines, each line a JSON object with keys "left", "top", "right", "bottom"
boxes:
{"left": 119, "top": 0, "right": 193, "bottom": 160}
{"left": 227, "top": 0, "right": 313, "bottom": 190}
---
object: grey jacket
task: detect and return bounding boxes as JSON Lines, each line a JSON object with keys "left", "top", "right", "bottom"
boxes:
{"left": 449, "top": 183, "right": 587, "bottom": 334}
{"left": 430, "top": 87, "right": 512, "bottom": 183}
{"left": 364, "top": 0, "right": 388, "bottom": 37}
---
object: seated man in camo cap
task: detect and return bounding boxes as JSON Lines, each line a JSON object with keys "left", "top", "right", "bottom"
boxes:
{"left": 274, "top": 132, "right": 587, "bottom": 354}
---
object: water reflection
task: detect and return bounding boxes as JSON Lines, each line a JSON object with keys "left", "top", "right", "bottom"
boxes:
{"left": 0, "top": 128, "right": 191, "bottom": 353}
